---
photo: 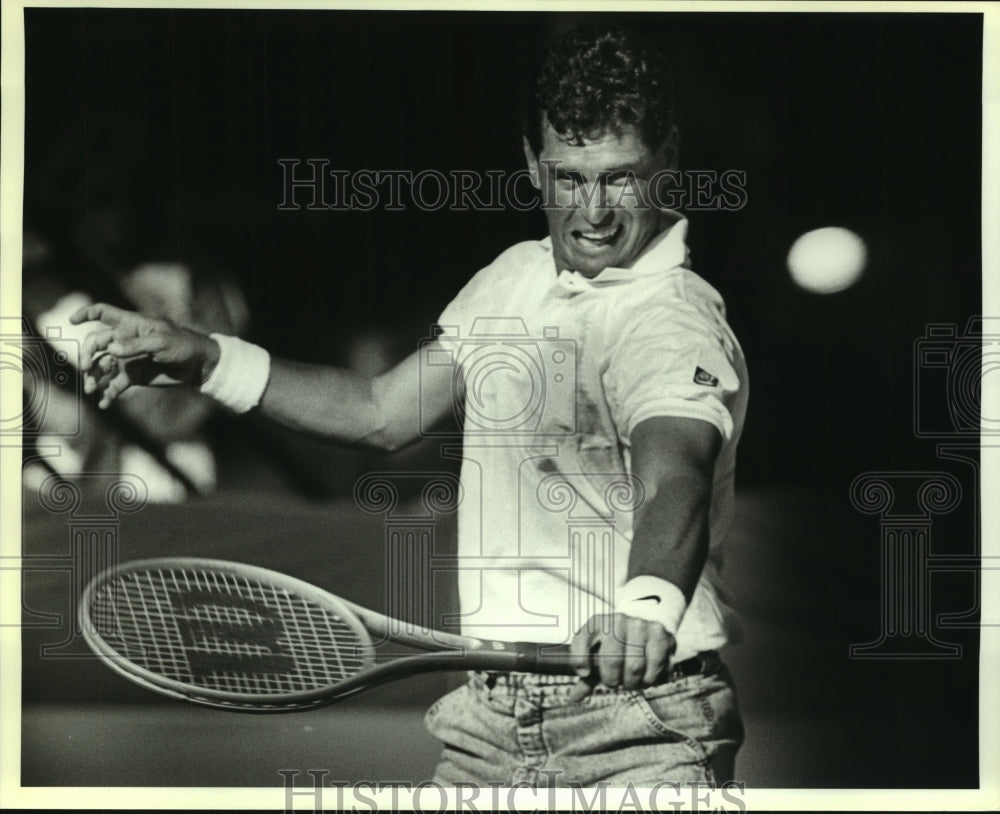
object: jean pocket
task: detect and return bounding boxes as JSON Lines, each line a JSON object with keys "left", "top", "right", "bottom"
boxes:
{"left": 628, "top": 679, "right": 715, "bottom": 762}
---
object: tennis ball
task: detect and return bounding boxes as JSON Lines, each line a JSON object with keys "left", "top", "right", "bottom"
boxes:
{"left": 787, "top": 226, "right": 867, "bottom": 294}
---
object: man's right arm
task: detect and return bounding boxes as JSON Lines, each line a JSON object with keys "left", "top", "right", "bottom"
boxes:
{"left": 259, "top": 351, "right": 454, "bottom": 451}
{"left": 70, "top": 303, "right": 457, "bottom": 452}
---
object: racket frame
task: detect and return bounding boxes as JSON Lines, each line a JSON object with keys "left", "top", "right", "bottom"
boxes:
{"left": 80, "top": 557, "right": 575, "bottom": 712}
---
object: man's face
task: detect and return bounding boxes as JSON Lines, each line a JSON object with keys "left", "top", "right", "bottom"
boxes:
{"left": 524, "top": 123, "right": 677, "bottom": 278}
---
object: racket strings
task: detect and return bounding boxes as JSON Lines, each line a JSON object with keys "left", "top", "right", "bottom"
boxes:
{"left": 88, "top": 567, "right": 372, "bottom": 695}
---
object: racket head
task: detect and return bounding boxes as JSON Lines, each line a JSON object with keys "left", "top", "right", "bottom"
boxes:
{"left": 80, "top": 557, "right": 377, "bottom": 711}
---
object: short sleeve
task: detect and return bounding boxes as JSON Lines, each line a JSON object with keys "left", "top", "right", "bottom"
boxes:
{"left": 435, "top": 270, "right": 480, "bottom": 350}
{"left": 604, "top": 297, "right": 744, "bottom": 444}
{"left": 435, "top": 241, "right": 541, "bottom": 349}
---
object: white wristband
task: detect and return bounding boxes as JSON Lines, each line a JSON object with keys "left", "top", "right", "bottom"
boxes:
{"left": 616, "top": 576, "right": 687, "bottom": 635}
{"left": 199, "top": 333, "right": 271, "bottom": 413}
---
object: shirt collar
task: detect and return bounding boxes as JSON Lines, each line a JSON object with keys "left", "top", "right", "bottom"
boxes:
{"left": 540, "top": 210, "right": 691, "bottom": 294}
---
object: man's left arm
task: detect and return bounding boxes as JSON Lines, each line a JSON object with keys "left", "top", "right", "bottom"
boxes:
{"left": 569, "top": 415, "right": 720, "bottom": 696}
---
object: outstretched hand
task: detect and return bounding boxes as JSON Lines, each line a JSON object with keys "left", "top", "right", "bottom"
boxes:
{"left": 569, "top": 612, "right": 677, "bottom": 701}
{"left": 69, "top": 303, "right": 219, "bottom": 409}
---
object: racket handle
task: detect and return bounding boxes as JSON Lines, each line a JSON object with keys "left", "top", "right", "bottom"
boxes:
{"left": 480, "top": 642, "right": 577, "bottom": 676}
{"left": 527, "top": 644, "right": 578, "bottom": 675}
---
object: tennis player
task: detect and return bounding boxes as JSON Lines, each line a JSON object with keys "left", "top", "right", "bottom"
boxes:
{"left": 72, "top": 23, "right": 748, "bottom": 787}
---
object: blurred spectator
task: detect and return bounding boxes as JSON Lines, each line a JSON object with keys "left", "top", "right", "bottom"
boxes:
{"left": 22, "top": 115, "right": 251, "bottom": 501}
{"left": 25, "top": 250, "right": 250, "bottom": 502}
{"left": 22, "top": 114, "right": 452, "bottom": 502}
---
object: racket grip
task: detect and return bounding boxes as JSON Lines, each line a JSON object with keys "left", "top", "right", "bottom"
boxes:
{"left": 464, "top": 641, "right": 576, "bottom": 675}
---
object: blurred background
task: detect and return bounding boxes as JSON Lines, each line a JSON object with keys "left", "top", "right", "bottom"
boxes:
{"left": 17, "top": 8, "right": 985, "bottom": 791}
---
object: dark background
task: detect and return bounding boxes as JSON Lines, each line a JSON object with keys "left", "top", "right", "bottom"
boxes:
{"left": 22, "top": 9, "right": 983, "bottom": 486}
{"left": 20, "top": 8, "right": 986, "bottom": 790}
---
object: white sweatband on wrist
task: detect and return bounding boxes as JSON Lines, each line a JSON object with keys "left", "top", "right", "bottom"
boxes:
{"left": 616, "top": 576, "right": 687, "bottom": 635}
{"left": 199, "top": 333, "right": 271, "bottom": 413}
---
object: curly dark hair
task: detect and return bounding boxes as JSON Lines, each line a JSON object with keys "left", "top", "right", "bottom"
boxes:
{"left": 523, "top": 23, "right": 675, "bottom": 156}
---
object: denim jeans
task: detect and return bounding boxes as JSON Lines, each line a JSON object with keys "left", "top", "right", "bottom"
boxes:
{"left": 424, "top": 652, "right": 743, "bottom": 787}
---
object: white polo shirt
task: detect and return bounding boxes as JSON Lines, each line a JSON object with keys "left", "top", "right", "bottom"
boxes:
{"left": 435, "top": 213, "right": 748, "bottom": 661}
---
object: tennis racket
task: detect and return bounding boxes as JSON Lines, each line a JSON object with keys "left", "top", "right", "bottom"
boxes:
{"left": 79, "top": 557, "right": 577, "bottom": 712}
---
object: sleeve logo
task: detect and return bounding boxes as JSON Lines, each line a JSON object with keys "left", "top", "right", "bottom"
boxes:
{"left": 694, "top": 366, "right": 719, "bottom": 387}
